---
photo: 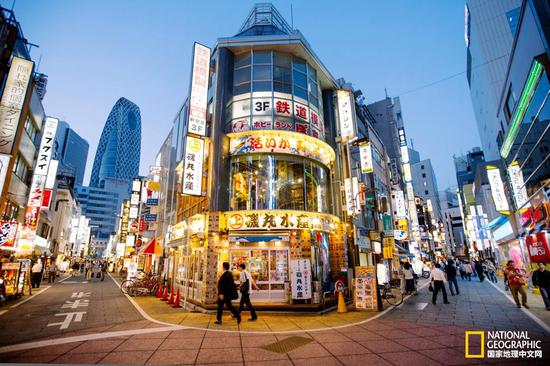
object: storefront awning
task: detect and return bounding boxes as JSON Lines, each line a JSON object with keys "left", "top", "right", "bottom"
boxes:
{"left": 395, "top": 243, "right": 414, "bottom": 258}
{"left": 138, "top": 239, "right": 158, "bottom": 255}
{"left": 484, "top": 215, "right": 508, "bottom": 230}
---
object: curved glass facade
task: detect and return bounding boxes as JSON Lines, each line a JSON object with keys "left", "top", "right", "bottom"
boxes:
{"left": 230, "top": 154, "right": 329, "bottom": 213}
{"left": 227, "top": 50, "right": 325, "bottom": 139}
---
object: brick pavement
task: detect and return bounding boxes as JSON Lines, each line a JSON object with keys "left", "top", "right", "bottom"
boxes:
{"left": 0, "top": 274, "right": 548, "bottom": 365}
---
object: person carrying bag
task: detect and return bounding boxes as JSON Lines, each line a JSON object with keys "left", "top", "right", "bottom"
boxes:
{"left": 238, "top": 263, "right": 258, "bottom": 321}
{"left": 215, "top": 262, "right": 241, "bottom": 325}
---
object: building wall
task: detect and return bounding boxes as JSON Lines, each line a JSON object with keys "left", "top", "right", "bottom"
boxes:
{"left": 411, "top": 158, "right": 442, "bottom": 221}
{"left": 54, "top": 121, "right": 89, "bottom": 186}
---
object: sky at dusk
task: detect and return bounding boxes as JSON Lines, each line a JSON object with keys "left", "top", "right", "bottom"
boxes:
{"left": 7, "top": 0, "right": 480, "bottom": 190}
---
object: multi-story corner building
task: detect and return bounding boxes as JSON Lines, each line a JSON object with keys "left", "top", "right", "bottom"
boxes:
{"left": 493, "top": 0, "right": 550, "bottom": 267}
{"left": 54, "top": 121, "right": 89, "bottom": 186}
{"left": 465, "top": 0, "right": 522, "bottom": 160}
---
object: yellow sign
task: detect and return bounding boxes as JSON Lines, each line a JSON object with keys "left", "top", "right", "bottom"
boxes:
{"left": 397, "top": 219, "right": 408, "bottom": 231}
{"left": 225, "top": 210, "right": 339, "bottom": 233}
{"left": 228, "top": 130, "right": 335, "bottom": 167}
{"left": 170, "top": 221, "right": 186, "bottom": 242}
{"left": 383, "top": 237, "right": 394, "bottom": 259}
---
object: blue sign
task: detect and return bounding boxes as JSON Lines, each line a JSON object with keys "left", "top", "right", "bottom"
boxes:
{"left": 144, "top": 214, "right": 157, "bottom": 222}
{"left": 147, "top": 198, "right": 159, "bottom": 206}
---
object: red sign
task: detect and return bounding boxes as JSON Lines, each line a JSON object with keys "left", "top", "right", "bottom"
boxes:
{"left": 520, "top": 209, "right": 532, "bottom": 228}
{"left": 41, "top": 189, "right": 52, "bottom": 209}
{"left": 526, "top": 233, "right": 550, "bottom": 263}
{"left": 24, "top": 206, "right": 39, "bottom": 230}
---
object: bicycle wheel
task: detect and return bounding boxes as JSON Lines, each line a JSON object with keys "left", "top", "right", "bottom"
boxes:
{"left": 385, "top": 286, "right": 404, "bottom": 306}
{"left": 121, "top": 280, "right": 133, "bottom": 294}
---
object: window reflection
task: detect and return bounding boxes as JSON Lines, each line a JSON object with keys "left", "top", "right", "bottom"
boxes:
{"left": 230, "top": 154, "right": 330, "bottom": 213}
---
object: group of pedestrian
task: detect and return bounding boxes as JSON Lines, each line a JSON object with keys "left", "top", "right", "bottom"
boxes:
{"left": 70, "top": 259, "right": 109, "bottom": 281}
{"left": 215, "top": 262, "right": 258, "bottom": 325}
{"left": 30, "top": 259, "right": 59, "bottom": 288}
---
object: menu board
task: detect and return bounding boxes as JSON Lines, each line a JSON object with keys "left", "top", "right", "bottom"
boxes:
{"left": 355, "top": 266, "right": 376, "bottom": 310}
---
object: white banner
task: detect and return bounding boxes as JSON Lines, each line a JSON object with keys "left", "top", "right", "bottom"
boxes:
{"left": 337, "top": 90, "right": 355, "bottom": 139}
{"left": 35, "top": 118, "right": 58, "bottom": 176}
{"left": 352, "top": 177, "right": 361, "bottom": 215}
{"left": 394, "top": 190, "right": 407, "bottom": 218}
{"left": 359, "top": 143, "right": 373, "bottom": 173}
{"left": 182, "top": 136, "right": 204, "bottom": 196}
{"left": 290, "top": 259, "right": 312, "bottom": 300}
{"left": 0, "top": 57, "right": 34, "bottom": 154}
{"left": 508, "top": 162, "right": 531, "bottom": 209}
{"left": 188, "top": 43, "right": 211, "bottom": 136}
{"left": 344, "top": 178, "right": 354, "bottom": 215}
{"left": 487, "top": 166, "right": 509, "bottom": 212}
{"left": 44, "top": 160, "right": 58, "bottom": 189}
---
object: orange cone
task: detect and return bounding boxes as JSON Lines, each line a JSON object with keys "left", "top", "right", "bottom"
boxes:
{"left": 172, "top": 289, "right": 182, "bottom": 308}
{"left": 161, "top": 286, "right": 168, "bottom": 301}
{"left": 167, "top": 287, "right": 175, "bottom": 304}
{"left": 155, "top": 285, "right": 163, "bottom": 298}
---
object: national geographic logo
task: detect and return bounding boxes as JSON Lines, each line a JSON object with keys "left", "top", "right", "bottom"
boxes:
{"left": 465, "top": 331, "right": 543, "bottom": 359}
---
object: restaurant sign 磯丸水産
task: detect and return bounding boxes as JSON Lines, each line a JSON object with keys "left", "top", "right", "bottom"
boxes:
{"left": 226, "top": 210, "right": 338, "bottom": 233}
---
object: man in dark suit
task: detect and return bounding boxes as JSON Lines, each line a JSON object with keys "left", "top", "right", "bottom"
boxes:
{"left": 215, "top": 262, "right": 241, "bottom": 324}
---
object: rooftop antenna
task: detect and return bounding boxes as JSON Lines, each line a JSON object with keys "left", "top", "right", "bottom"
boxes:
{"left": 36, "top": 54, "right": 42, "bottom": 72}
{"left": 10, "top": 0, "right": 16, "bottom": 11}
{"left": 411, "top": 138, "right": 414, "bottom": 149}
{"left": 384, "top": 88, "right": 388, "bottom": 98}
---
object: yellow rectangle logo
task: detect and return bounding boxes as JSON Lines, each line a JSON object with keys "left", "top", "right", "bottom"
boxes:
{"left": 465, "top": 331, "right": 485, "bottom": 358}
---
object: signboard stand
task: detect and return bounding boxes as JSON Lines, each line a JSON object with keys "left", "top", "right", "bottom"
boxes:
{"left": 354, "top": 266, "right": 376, "bottom": 310}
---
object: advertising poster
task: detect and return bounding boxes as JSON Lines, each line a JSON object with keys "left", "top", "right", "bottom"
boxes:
{"left": 290, "top": 259, "right": 312, "bottom": 300}
{"left": 355, "top": 266, "right": 376, "bottom": 310}
{"left": 0, "top": 221, "right": 18, "bottom": 247}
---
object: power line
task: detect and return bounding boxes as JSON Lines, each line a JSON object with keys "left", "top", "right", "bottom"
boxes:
{"left": 395, "top": 54, "right": 509, "bottom": 97}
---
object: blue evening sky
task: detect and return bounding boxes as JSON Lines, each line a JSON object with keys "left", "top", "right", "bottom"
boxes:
{"left": 8, "top": 0, "right": 479, "bottom": 190}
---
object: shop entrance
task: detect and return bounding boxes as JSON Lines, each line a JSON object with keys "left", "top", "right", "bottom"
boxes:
{"left": 230, "top": 247, "right": 289, "bottom": 302}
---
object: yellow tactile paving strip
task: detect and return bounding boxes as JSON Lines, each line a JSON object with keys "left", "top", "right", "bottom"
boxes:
{"left": 133, "top": 296, "right": 378, "bottom": 332}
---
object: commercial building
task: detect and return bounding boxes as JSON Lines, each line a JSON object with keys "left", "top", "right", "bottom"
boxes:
{"left": 465, "top": 0, "right": 522, "bottom": 160}
{"left": 492, "top": 0, "right": 550, "bottom": 267}
{"left": 54, "top": 121, "right": 89, "bottom": 186}
{"left": 410, "top": 153, "right": 442, "bottom": 222}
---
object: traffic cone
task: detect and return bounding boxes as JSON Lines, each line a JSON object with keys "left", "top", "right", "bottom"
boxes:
{"left": 161, "top": 286, "right": 168, "bottom": 301}
{"left": 337, "top": 291, "right": 347, "bottom": 313}
{"left": 155, "top": 285, "right": 163, "bottom": 298}
{"left": 172, "top": 289, "right": 182, "bottom": 308}
{"left": 167, "top": 287, "right": 175, "bottom": 305}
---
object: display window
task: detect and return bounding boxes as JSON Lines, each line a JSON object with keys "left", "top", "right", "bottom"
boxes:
{"left": 229, "top": 154, "right": 330, "bottom": 213}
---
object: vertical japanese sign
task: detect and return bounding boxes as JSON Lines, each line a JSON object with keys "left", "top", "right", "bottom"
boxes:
{"left": 0, "top": 221, "right": 18, "bottom": 247}
{"left": 486, "top": 166, "right": 509, "bottom": 212}
{"left": 290, "top": 259, "right": 312, "bottom": 300}
{"left": 352, "top": 177, "right": 361, "bottom": 215}
{"left": 508, "top": 162, "right": 531, "bottom": 210}
{"left": 44, "top": 159, "right": 58, "bottom": 189}
{"left": 182, "top": 136, "right": 204, "bottom": 196}
{"left": 337, "top": 90, "right": 356, "bottom": 139}
{"left": 187, "top": 43, "right": 211, "bottom": 136}
{"left": 394, "top": 190, "right": 406, "bottom": 218}
{"left": 344, "top": 178, "right": 354, "bottom": 215}
{"left": 359, "top": 142, "right": 373, "bottom": 173}
{"left": 0, "top": 57, "right": 34, "bottom": 155}
{"left": 34, "top": 118, "right": 58, "bottom": 175}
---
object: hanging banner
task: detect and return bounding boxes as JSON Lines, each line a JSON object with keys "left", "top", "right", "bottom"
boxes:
{"left": 34, "top": 118, "right": 58, "bottom": 176}
{"left": 182, "top": 136, "right": 204, "bottom": 196}
{"left": 290, "top": 259, "right": 312, "bottom": 300}
{"left": 352, "top": 177, "right": 361, "bottom": 214}
{"left": 0, "top": 57, "right": 34, "bottom": 155}
{"left": 486, "top": 166, "right": 509, "bottom": 212}
{"left": 508, "top": 162, "right": 531, "bottom": 210}
{"left": 359, "top": 143, "right": 373, "bottom": 173}
{"left": 337, "top": 90, "right": 356, "bottom": 139}
{"left": 344, "top": 178, "right": 354, "bottom": 215}
{"left": 0, "top": 154, "right": 10, "bottom": 196}
{"left": 394, "top": 190, "right": 406, "bottom": 218}
{"left": 187, "top": 42, "right": 211, "bottom": 136}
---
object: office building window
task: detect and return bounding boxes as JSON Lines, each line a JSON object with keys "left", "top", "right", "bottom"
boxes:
{"left": 425, "top": 190, "right": 429, "bottom": 195}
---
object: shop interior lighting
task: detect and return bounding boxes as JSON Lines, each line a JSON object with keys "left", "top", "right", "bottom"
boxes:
{"left": 501, "top": 60, "right": 544, "bottom": 158}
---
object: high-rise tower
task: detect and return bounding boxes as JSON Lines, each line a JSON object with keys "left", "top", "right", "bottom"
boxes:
{"left": 89, "top": 97, "right": 141, "bottom": 188}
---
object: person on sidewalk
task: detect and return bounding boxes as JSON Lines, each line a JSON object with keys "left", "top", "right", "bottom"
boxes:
{"left": 31, "top": 260, "right": 43, "bottom": 288}
{"left": 532, "top": 262, "right": 550, "bottom": 310}
{"left": 459, "top": 261, "right": 467, "bottom": 280}
{"left": 101, "top": 261, "right": 108, "bottom": 281}
{"left": 71, "top": 261, "right": 80, "bottom": 277}
{"left": 464, "top": 261, "right": 473, "bottom": 281}
{"left": 505, "top": 260, "right": 529, "bottom": 309}
{"left": 238, "top": 263, "right": 258, "bottom": 321}
{"left": 474, "top": 260, "right": 485, "bottom": 282}
{"left": 47, "top": 261, "right": 58, "bottom": 283}
{"left": 429, "top": 263, "right": 450, "bottom": 305}
{"left": 215, "top": 262, "right": 241, "bottom": 325}
{"left": 484, "top": 259, "right": 498, "bottom": 283}
{"left": 445, "top": 259, "right": 459, "bottom": 296}
{"left": 403, "top": 262, "right": 417, "bottom": 295}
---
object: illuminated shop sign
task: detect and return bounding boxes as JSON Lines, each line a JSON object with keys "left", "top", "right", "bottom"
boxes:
{"left": 290, "top": 259, "right": 312, "bottom": 300}
{"left": 187, "top": 42, "right": 211, "bottom": 136}
{"left": 35, "top": 118, "right": 58, "bottom": 175}
{"left": 344, "top": 178, "right": 354, "bottom": 215}
{"left": 486, "top": 166, "right": 509, "bottom": 212}
{"left": 337, "top": 90, "right": 356, "bottom": 139}
{"left": 394, "top": 190, "right": 406, "bottom": 218}
{"left": 226, "top": 210, "right": 339, "bottom": 232}
{"left": 169, "top": 221, "right": 186, "bottom": 242}
{"left": 228, "top": 130, "right": 335, "bottom": 167}
{"left": 508, "top": 161, "right": 531, "bottom": 210}
{"left": 359, "top": 143, "right": 373, "bottom": 173}
{"left": 182, "top": 136, "right": 205, "bottom": 196}
{"left": 0, "top": 57, "right": 34, "bottom": 155}
{"left": 352, "top": 177, "right": 361, "bottom": 215}
{"left": 398, "top": 128, "right": 406, "bottom": 146}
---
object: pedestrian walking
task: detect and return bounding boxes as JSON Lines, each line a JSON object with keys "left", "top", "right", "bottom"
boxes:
{"left": 214, "top": 262, "right": 241, "bottom": 325}
{"left": 459, "top": 261, "right": 467, "bottom": 280}
{"left": 31, "top": 260, "right": 43, "bottom": 288}
{"left": 398, "top": 261, "right": 406, "bottom": 293}
{"left": 429, "top": 263, "right": 450, "bottom": 305}
{"left": 464, "top": 261, "right": 473, "bottom": 281}
{"left": 403, "top": 262, "right": 417, "bottom": 295}
{"left": 505, "top": 260, "right": 529, "bottom": 309}
{"left": 484, "top": 259, "right": 498, "bottom": 283}
{"left": 532, "top": 262, "right": 550, "bottom": 310}
{"left": 474, "top": 260, "right": 485, "bottom": 282}
{"left": 238, "top": 263, "right": 258, "bottom": 321}
{"left": 47, "top": 261, "right": 58, "bottom": 283}
{"left": 445, "top": 259, "right": 460, "bottom": 295}
{"left": 85, "top": 261, "right": 93, "bottom": 280}
{"left": 101, "top": 261, "right": 108, "bottom": 281}
{"left": 71, "top": 261, "right": 80, "bottom": 276}
{"left": 93, "top": 261, "right": 101, "bottom": 280}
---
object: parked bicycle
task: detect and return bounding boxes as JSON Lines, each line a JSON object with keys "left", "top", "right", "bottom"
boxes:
{"left": 378, "top": 281, "right": 404, "bottom": 307}
{"left": 121, "top": 272, "right": 161, "bottom": 296}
